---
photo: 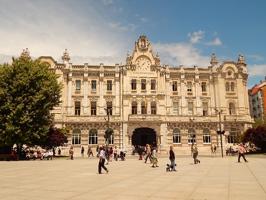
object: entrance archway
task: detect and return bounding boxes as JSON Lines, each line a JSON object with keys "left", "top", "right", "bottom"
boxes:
{"left": 132, "top": 128, "right": 157, "bottom": 147}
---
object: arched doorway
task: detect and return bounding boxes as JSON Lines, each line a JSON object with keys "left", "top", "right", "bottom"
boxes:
{"left": 132, "top": 128, "right": 157, "bottom": 147}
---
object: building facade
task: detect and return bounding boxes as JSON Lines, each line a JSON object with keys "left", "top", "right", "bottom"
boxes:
{"left": 249, "top": 79, "right": 266, "bottom": 122}
{"left": 39, "top": 35, "right": 252, "bottom": 155}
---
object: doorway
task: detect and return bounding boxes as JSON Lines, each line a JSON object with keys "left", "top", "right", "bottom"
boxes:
{"left": 132, "top": 128, "right": 157, "bottom": 147}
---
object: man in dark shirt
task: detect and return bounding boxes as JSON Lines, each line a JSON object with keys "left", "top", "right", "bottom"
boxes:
{"left": 169, "top": 146, "right": 176, "bottom": 171}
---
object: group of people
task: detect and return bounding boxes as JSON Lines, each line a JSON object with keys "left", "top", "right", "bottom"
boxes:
{"left": 67, "top": 142, "right": 249, "bottom": 175}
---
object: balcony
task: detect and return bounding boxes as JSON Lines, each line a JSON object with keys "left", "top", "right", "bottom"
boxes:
{"left": 128, "top": 114, "right": 162, "bottom": 122}
{"left": 65, "top": 115, "right": 121, "bottom": 123}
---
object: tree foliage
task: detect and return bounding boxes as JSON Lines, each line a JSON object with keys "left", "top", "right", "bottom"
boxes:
{"left": 242, "top": 124, "right": 266, "bottom": 152}
{"left": 0, "top": 56, "right": 61, "bottom": 150}
{"left": 42, "top": 127, "right": 68, "bottom": 149}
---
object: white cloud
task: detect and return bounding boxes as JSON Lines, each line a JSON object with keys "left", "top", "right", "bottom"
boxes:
{"left": 102, "top": 0, "right": 113, "bottom": 6}
{"left": 248, "top": 64, "right": 266, "bottom": 76}
{"left": 188, "top": 30, "right": 205, "bottom": 44}
{"left": 206, "top": 37, "right": 222, "bottom": 46}
{"left": 154, "top": 42, "right": 210, "bottom": 67}
{"left": 0, "top": 1, "right": 132, "bottom": 65}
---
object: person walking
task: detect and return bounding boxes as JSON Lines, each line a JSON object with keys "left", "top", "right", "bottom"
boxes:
{"left": 81, "top": 146, "right": 84, "bottom": 158}
{"left": 169, "top": 146, "right": 176, "bottom": 171}
{"left": 98, "top": 146, "right": 109, "bottom": 174}
{"left": 69, "top": 146, "right": 74, "bottom": 160}
{"left": 87, "top": 146, "right": 93, "bottom": 158}
{"left": 151, "top": 147, "right": 158, "bottom": 168}
{"left": 192, "top": 144, "right": 200, "bottom": 164}
{"left": 144, "top": 144, "right": 152, "bottom": 163}
{"left": 238, "top": 143, "right": 248, "bottom": 163}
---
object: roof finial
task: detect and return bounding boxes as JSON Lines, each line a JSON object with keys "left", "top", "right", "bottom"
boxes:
{"left": 20, "top": 48, "right": 31, "bottom": 60}
{"left": 210, "top": 53, "right": 218, "bottom": 66}
{"left": 62, "top": 49, "right": 70, "bottom": 62}
{"left": 237, "top": 54, "right": 245, "bottom": 64}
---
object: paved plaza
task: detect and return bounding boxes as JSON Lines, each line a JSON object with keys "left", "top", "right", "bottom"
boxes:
{"left": 0, "top": 155, "right": 266, "bottom": 200}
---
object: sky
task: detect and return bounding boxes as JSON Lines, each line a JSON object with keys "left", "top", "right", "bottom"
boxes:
{"left": 0, "top": 0, "right": 265, "bottom": 88}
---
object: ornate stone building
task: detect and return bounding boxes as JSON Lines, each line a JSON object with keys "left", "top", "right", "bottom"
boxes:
{"left": 39, "top": 35, "right": 252, "bottom": 155}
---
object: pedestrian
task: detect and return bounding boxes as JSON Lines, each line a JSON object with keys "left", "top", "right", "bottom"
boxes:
{"left": 87, "top": 146, "right": 93, "bottom": 158}
{"left": 81, "top": 146, "right": 84, "bottom": 158}
{"left": 144, "top": 144, "right": 152, "bottom": 163}
{"left": 151, "top": 147, "right": 158, "bottom": 168}
{"left": 96, "top": 145, "right": 100, "bottom": 157}
{"left": 69, "top": 146, "right": 74, "bottom": 160}
{"left": 238, "top": 143, "right": 248, "bottom": 163}
{"left": 192, "top": 144, "right": 200, "bottom": 164}
{"left": 114, "top": 146, "right": 118, "bottom": 161}
{"left": 98, "top": 146, "right": 109, "bottom": 174}
{"left": 58, "top": 147, "right": 61, "bottom": 156}
{"left": 169, "top": 146, "right": 176, "bottom": 171}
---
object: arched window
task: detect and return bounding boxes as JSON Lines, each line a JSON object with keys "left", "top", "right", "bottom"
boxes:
{"left": 141, "top": 101, "right": 147, "bottom": 114}
{"left": 227, "top": 127, "right": 239, "bottom": 144}
{"left": 229, "top": 102, "right": 236, "bottom": 115}
{"left": 132, "top": 101, "right": 137, "bottom": 114}
{"left": 72, "top": 129, "right": 81, "bottom": 145}
{"left": 151, "top": 102, "right": 156, "bottom": 115}
{"left": 173, "top": 128, "right": 181, "bottom": 144}
{"left": 188, "top": 128, "right": 196, "bottom": 144}
{"left": 203, "top": 129, "right": 211, "bottom": 144}
{"left": 106, "top": 130, "right": 114, "bottom": 145}
{"left": 88, "top": 129, "right": 98, "bottom": 144}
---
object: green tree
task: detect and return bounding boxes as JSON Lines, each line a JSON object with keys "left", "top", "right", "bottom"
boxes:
{"left": 0, "top": 56, "right": 61, "bottom": 158}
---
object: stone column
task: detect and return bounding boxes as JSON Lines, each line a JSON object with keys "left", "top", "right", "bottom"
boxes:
{"left": 83, "top": 76, "right": 88, "bottom": 114}
{"left": 147, "top": 100, "right": 151, "bottom": 114}
{"left": 115, "top": 79, "right": 120, "bottom": 115}
{"left": 67, "top": 72, "right": 72, "bottom": 115}
{"left": 137, "top": 99, "right": 141, "bottom": 114}
{"left": 99, "top": 79, "right": 104, "bottom": 115}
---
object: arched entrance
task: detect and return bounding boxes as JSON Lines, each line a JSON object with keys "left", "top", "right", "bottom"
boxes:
{"left": 132, "top": 128, "right": 157, "bottom": 147}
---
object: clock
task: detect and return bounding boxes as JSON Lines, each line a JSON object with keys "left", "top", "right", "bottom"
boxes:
{"left": 135, "top": 56, "right": 151, "bottom": 70}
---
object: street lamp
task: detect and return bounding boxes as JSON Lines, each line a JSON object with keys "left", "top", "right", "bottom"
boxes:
{"left": 215, "top": 109, "right": 225, "bottom": 158}
{"left": 104, "top": 108, "right": 113, "bottom": 146}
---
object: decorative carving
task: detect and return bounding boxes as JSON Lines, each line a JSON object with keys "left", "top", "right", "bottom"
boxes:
{"left": 210, "top": 53, "right": 218, "bottom": 66}
{"left": 62, "top": 49, "right": 70, "bottom": 62}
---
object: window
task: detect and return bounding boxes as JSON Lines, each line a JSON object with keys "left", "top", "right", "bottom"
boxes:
{"left": 173, "top": 102, "right": 179, "bottom": 115}
{"left": 230, "top": 82, "right": 235, "bottom": 92}
{"left": 88, "top": 129, "right": 98, "bottom": 144}
{"left": 188, "top": 129, "right": 196, "bottom": 144}
{"left": 203, "top": 102, "right": 208, "bottom": 116}
{"left": 141, "top": 101, "right": 147, "bottom": 114}
{"left": 106, "top": 101, "right": 112, "bottom": 116}
{"left": 201, "top": 82, "right": 207, "bottom": 92}
{"left": 91, "top": 80, "right": 97, "bottom": 91}
{"left": 225, "top": 82, "right": 230, "bottom": 92}
{"left": 188, "top": 102, "right": 193, "bottom": 115}
{"left": 132, "top": 101, "right": 137, "bottom": 114}
{"left": 75, "top": 80, "right": 81, "bottom": 91}
{"left": 187, "top": 82, "right": 192, "bottom": 94}
{"left": 131, "top": 79, "right": 137, "bottom": 90}
{"left": 227, "top": 128, "right": 239, "bottom": 144}
{"left": 72, "top": 129, "right": 81, "bottom": 145}
{"left": 75, "top": 101, "right": 81, "bottom": 116}
{"left": 107, "top": 80, "right": 112, "bottom": 91}
{"left": 151, "top": 79, "right": 156, "bottom": 90}
{"left": 203, "top": 129, "right": 211, "bottom": 144}
{"left": 172, "top": 81, "right": 178, "bottom": 91}
{"left": 91, "top": 101, "right": 97, "bottom": 115}
{"left": 173, "top": 128, "right": 181, "bottom": 144}
{"left": 226, "top": 81, "right": 236, "bottom": 92}
{"left": 151, "top": 102, "right": 156, "bottom": 115}
{"left": 106, "top": 131, "right": 114, "bottom": 145}
{"left": 141, "top": 79, "right": 146, "bottom": 90}
{"left": 229, "top": 102, "right": 235, "bottom": 115}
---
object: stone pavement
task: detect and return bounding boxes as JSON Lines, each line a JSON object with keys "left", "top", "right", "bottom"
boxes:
{"left": 0, "top": 155, "right": 266, "bottom": 200}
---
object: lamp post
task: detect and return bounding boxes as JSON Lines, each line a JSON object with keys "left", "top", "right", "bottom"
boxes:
{"left": 104, "top": 108, "right": 113, "bottom": 146}
{"left": 215, "top": 109, "right": 225, "bottom": 157}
